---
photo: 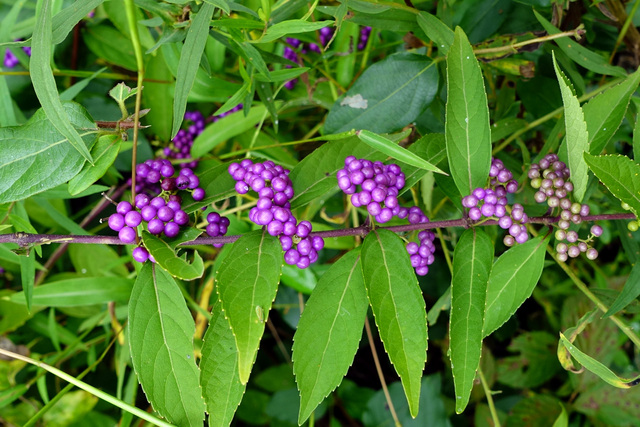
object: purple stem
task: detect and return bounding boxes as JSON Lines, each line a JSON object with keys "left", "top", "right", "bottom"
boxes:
{"left": 0, "top": 213, "right": 634, "bottom": 248}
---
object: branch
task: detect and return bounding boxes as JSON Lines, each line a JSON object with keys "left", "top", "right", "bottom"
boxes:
{"left": 0, "top": 213, "right": 634, "bottom": 248}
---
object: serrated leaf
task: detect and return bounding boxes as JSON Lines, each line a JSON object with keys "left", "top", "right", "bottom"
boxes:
{"left": 200, "top": 300, "right": 246, "bottom": 427}
{"left": 109, "top": 82, "right": 138, "bottom": 104}
{"left": 356, "top": 130, "right": 445, "bottom": 174}
{"left": 449, "top": 228, "right": 493, "bottom": 413}
{"left": 289, "top": 132, "right": 407, "bottom": 209}
{"left": 497, "top": 331, "right": 560, "bottom": 388}
{"left": 553, "top": 52, "right": 589, "bottom": 202}
{"left": 31, "top": 0, "right": 93, "bottom": 163}
{"left": 559, "top": 333, "right": 640, "bottom": 388}
{"left": 293, "top": 249, "right": 368, "bottom": 424}
{"left": 68, "top": 135, "right": 121, "bottom": 195}
{"left": 216, "top": 230, "right": 283, "bottom": 384}
{"left": 128, "top": 263, "right": 205, "bottom": 426}
{"left": 360, "top": 229, "right": 427, "bottom": 417}
{"left": 586, "top": 68, "right": 640, "bottom": 154}
{"left": 172, "top": 3, "right": 215, "bottom": 138}
{"left": 445, "top": 27, "right": 491, "bottom": 197}
{"left": 324, "top": 53, "right": 439, "bottom": 134}
{"left": 534, "top": 11, "right": 626, "bottom": 77}
{"left": 584, "top": 153, "right": 640, "bottom": 220}
{"left": 257, "top": 19, "right": 333, "bottom": 43}
{"left": 0, "top": 102, "right": 96, "bottom": 204}
{"left": 9, "top": 277, "right": 132, "bottom": 306}
{"left": 416, "top": 11, "right": 454, "bottom": 55}
{"left": 603, "top": 262, "right": 640, "bottom": 317}
{"left": 142, "top": 231, "right": 204, "bottom": 280}
{"left": 483, "top": 236, "right": 547, "bottom": 337}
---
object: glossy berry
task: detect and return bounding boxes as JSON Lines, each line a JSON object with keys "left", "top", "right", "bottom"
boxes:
{"left": 132, "top": 247, "right": 149, "bottom": 263}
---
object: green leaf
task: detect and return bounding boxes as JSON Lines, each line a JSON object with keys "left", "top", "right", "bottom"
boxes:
{"left": 51, "top": 0, "right": 106, "bottom": 45}
{"left": 129, "top": 264, "right": 205, "bottom": 426}
{"left": 360, "top": 229, "right": 427, "bottom": 417}
{"left": 191, "top": 104, "right": 273, "bottom": 158}
{"left": 584, "top": 153, "right": 640, "bottom": 220}
{"left": 586, "top": 68, "right": 640, "bottom": 155}
{"left": 31, "top": 0, "right": 93, "bottom": 163}
{"left": 231, "top": 40, "right": 271, "bottom": 79}
{"left": 0, "top": 102, "right": 96, "bottom": 204}
{"left": 559, "top": 333, "right": 640, "bottom": 388}
{"left": 257, "top": 19, "right": 333, "bottom": 43}
{"left": 483, "top": 236, "right": 547, "bottom": 337}
{"left": 497, "top": 331, "right": 560, "bottom": 388}
{"left": 182, "top": 162, "right": 236, "bottom": 213}
{"left": 60, "top": 67, "right": 108, "bottom": 102}
{"left": 534, "top": 11, "right": 626, "bottom": 77}
{"left": 445, "top": 27, "right": 491, "bottom": 197}
{"left": 19, "top": 255, "right": 35, "bottom": 312}
{"left": 416, "top": 12, "right": 454, "bottom": 55}
{"left": 9, "top": 277, "right": 132, "bottom": 307}
{"left": 289, "top": 132, "right": 408, "bottom": 209}
{"left": 603, "top": 262, "right": 640, "bottom": 317}
{"left": 81, "top": 25, "right": 137, "bottom": 71}
{"left": 172, "top": 3, "right": 215, "bottom": 138}
{"left": 142, "top": 231, "right": 205, "bottom": 281}
{"left": 324, "top": 53, "right": 439, "bottom": 134}
{"left": 68, "top": 135, "right": 121, "bottom": 196}
{"left": 143, "top": 50, "right": 174, "bottom": 141}
{"left": 449, "top": 228, "right": 493, "bottom": 413}
{"left": 553, "top": 52, "right": 589, "bottom": 202}
{"left": 356, "top": 130, "right": 445, "bottom": 174}
{"left": 557, "top": 308, "right": 598, "bottom": 373}
{"left": 204, "top": 0, "right": 231, "bottom": 14}
{"left": 68, "top": 244, "right": 129, "bottom": 278}
{"left": 200, "top": 300, "right": 246, "bottom": 427}
{"left": 398, "top": 133, "right": 447, "bottom": 194}
{"left": 215, "top": 230, "right": 283, "bottom": 384}
{"left": 293, "top": 249, "right": 368, "bottom": 424}
{"left": 109, "top": 82, "right": 138, "bottom": 104}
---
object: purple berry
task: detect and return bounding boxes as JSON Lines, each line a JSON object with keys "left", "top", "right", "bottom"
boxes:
{"left": 192, "top": 188, "right": 205, "bottom": 201}
{"left": 148, "top": 219, "right": 164, "bottom": 235}
{"left": 108, "top": 213, "right": 125, "bottom": 231}
{"left": 164, "top": 221, "right": 180, "bottom": 238}
{"left": 285, "top": 249, "right": 301, "bottom": 265}
{"left": 119, "top": 226, "right": 137, "bottom": 244}
{"left": 132, "top": 247, "right": 149, "bottom": 263}
{"left": 125, "top": 210, "right": 142, "bottom": 228}
{"left": 117, "top": 201, "right": 133, "bottom": 215}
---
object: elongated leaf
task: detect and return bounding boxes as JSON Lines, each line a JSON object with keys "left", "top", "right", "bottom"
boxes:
{"left": 557, "top": 308, "right": 598, "bottom": 373}
{"left": 293, "top": 249, "right": 368, "bottom": 424}
{"left": 553, "top": 52, "right": 589, "bottom": 202}
{"left": 31, "top": 0, "right": 93, "bottom": 163}
{"left": 68, "top": 135, "right": 121, "bottom": 195}
{"left": 216, "top": 230, "right": 283, "bottom": 384}
{"left": 19, "top": 255, "right": 35, "bottom": 312}
{"left": 534, "top": 11, "right": 626, "bottom": 77}
{"left": 324, "top": 53, "right": 439, "bottom": 134}
{"left": 232, "top": 40, "right": 271, "bottom": 79}
{"left": 586, "top": 68, "right": 640, "bottom": 155}
{"left": 289, "top": 132, "right": 408, "bottom": 209}
{"left": 357, "top": 130, "right": 445, "bottom": 174}
{"left": 360, "top": 229, "right": 427, "bottom": 417}
{"left": 191, "top": 104, "right": 274, "bottom": 158}
{"left": 483, "top": 236, "right": 547, "bottom": 337}
{"left": 129, "top": 264, "right": 205, "bottom": 426}
{"left": 0, "top": 102, "right": 96, "bottom": 204}
{"left": 445, "top": 27, "right": 491, "bottom": 197}
{"left": 603, "top": 261, "right": 640, "bottom": 317}
{"left": 172, "top": 3, "right": 215, "bottom": 138}
{"left": 200, "top": 300, "right": 246, "bottom": 427}
{"left": 142, "top": 231, "right": 205, "bottom": 280}
{"left": 51, "top": 0, "right": 106, "bottom": 45}
{"left": 584, "top": 153, "right": 640, "bottom": 220}
{"left": 82, "top": 25, "right": 137, "bottom": 71}
{"left": 399, "top": 133, "right": 447, "bottom": 194}
{"left": 9, "top": 277, "right": 132, "bottom": 306}
{"left": 416, "top": 12, "right": 454, "bottom": 55}
{"left": 449, "top": 228, "right": 493, "bottom": 413}
{"left": 258, "top": 19, "right": 333, "bottom": 43}
{"left": 559, "top": 333, "right": 640, "bottom": 388}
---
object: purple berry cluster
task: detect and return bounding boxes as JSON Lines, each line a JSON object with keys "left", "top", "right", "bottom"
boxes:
{"left": 462, "top": 158, "right": 527, "bottom": 247}
{"left": 4, "top": 42, "right": 31, "bottom": 68}
{"left": 529, "top": 153, "right": 599, "bottom": 260}
{"left": 108, "top": 162, "right": 206, "bottom": 262}
{"left": 282, "top": 27, "right": 334, "bottom": 90}
{"left": 228, "top": 159, "right": 325, "bottom": 269}
{"left": 205, "top": 212, "right": 230, "bottom": 248}
{"left": 337, "top": 156, "right": 405, "bottom": 224}
{"left": 357, "top": 26, "right": 372, "bottom": 50}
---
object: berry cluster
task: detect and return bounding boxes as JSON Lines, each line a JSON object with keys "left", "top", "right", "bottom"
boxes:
{"left": 405, "top": 207, "right": 436, "bottom": 276}
{"left": 4, "top": 42, "right": 31, "bottom": 68}
{"left": 357, "top": 26, "right": 373, "bottom": 50}
{"left": 108, "top": 163, "right": 207, "bottom": 262}
{"left": 529, "top": 153, "right": 599, "bottom": 260}
{"left": 337, "top": 156, "right": 405, "bottom": 224}
{"left": 462, "top": 158, "right": 527, "bottom": 246}
{"left": 205, "top": 212, "right": 230, "bottom": 248}
{"left": 229, "top": 159, "right": 325, "bottom": 269}
{"left": 134, "top": 159, "right": 205, "bottom": 201}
